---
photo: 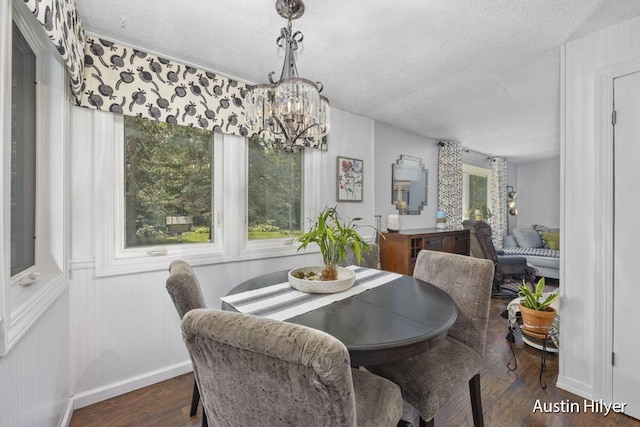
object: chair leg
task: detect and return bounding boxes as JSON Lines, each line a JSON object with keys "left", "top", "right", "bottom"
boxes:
{"left": 468, "top": 374, "right": 484, "bottom": 427}
{"left": 190, "top": 380, "right": 200, "bottom": 416}
{"left": 419, "top": 416, "right": 434, "bottom": 427}
{"left": 202, "top": 411, "right": 208, "bottom": 427}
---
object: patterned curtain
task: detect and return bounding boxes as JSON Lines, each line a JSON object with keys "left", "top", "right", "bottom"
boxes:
{"left": 490, "top": 157, "right": 507, "bottom": 248}
{"left": 437, "top": 141, "right": 463, "bottom": 228}
{"left": 77, "top": 37, "right": 328, "bottom": 149}
{"left": 22, "top": 0, "right": 86, "bottom": 102}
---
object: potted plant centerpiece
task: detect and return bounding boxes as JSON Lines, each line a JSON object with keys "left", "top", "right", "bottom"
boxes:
{"left": 290, "top": 206, "right": 375, "bottom": 293}
{"left": 517, "top": 277, "right": 559, "bottom": 337}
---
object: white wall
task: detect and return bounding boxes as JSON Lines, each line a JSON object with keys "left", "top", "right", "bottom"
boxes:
{"left": 68, "top": 106, "right": 377, "bottom": 406}
{"left": 516, "top": 158, "right": 560, "bottom": 229}
{"left": 374, "top": 121, "right": 439, "bottom": 231}
{"left": 0, "top": 292, "right": 70, "bottom": 426}
{"left": 560, "top": 14, "right": 640, "bottom": 401}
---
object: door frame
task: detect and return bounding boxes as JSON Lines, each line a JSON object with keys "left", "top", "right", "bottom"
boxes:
{"left": 593, "top": 57, "right": 640, "bottom": 402}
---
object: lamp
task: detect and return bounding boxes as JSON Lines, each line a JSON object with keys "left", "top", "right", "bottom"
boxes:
{"left": 246, "top": 0, "right": 330, "bottom": 152}
{"left": 507, "top": 185, "right": 518, "bottom": 216}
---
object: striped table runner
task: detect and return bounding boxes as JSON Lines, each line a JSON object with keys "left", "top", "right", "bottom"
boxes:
{"left": 221, "top": 267, "right": 402, "bottom": 321}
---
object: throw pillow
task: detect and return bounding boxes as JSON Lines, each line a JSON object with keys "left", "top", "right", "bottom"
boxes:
{"left": 532, "top": 224, "right": 550, "bottom": 248}
{"left": 541, "top": 231, "right": 560, "bottom": 250}
{"left": 513, "top": 227, "right": 543, "bottom": 248}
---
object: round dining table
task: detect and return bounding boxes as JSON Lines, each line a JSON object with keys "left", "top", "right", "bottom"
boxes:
{"left": 222, "top": 268, "right": 458, "bottom": 367}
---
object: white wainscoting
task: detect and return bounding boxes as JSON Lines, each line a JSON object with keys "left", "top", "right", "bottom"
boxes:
{"left": 0, "top": 290, "right": 70, "bottom": 426}
{"left": 560, "top": 15, "right": 640, "bottom": 400}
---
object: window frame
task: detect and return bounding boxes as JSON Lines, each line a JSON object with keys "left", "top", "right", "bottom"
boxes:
{"left": 0, "top": 0, "right": 69, "bottom": 356}
{"left": 94, "top": 113, "right": 322, "bottom": 277}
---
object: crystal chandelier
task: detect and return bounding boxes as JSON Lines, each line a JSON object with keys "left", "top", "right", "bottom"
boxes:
{"left": 246, "top": 0, "right": 330, "bottom": 152}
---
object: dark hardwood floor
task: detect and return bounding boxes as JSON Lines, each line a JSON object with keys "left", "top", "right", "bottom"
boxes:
{"left": 70, "top": 297, "right": 640, "bottom": 427}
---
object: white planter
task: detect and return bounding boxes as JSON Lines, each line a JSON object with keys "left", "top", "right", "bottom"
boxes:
{"left": 288, "top": 266, "right": 356, "bottom": 294}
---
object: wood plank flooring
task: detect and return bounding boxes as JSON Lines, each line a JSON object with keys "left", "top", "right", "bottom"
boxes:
{"left": 70, "top": 297, "right": 640, "bottom": 426}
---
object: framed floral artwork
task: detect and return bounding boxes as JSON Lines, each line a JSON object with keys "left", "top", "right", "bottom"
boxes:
{"left": 336, "top": 156, "right": 363, "bottom": 202}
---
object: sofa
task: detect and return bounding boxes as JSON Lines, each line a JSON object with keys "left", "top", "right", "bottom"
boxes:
{"left": 502, "top": 225, "right": 560, "bottom": 280}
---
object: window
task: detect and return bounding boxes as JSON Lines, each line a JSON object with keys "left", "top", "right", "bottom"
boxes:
{"left": 247, "top": 138, "right": 303, "bottom": 240}
{"left": 1, "top": 2, "right": 68, "bottom": 355}
{"left": 95, "top": 112, "right": 322, "bottom": 276}
{"left": 124, "top": 116, "right": 213, "bottom": 248}
{"left": 462, "top": 164, "right": 492, "bottom": 222}
{"left": 10, "top": 21, "right": 36, "bottom": 276}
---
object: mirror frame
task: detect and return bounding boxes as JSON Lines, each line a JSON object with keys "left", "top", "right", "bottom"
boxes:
{"left": 391, "top": 154, "right": 428, "bottom": 215}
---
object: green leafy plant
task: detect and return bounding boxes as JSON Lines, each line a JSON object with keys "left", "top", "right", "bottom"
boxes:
{"left": 465, "top": 203, "right": 492, "bottom": 221}
{"left": 518, "top": 277, "right": 559, "bottom": 311}
{"left": 296, "top": 206, "right": 379, "bottom": 281}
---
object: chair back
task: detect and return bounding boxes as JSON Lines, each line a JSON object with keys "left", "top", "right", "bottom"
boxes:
{"left": 340, "top": 243, "right": 379, "bottom": 269}
{"left": 166, "top": 260, "right": 206, "bottom": 319}
{"left": 181, "top": 309, "right": 358, "bottom": 426}
{"left": 463, "top": 220, "right": 498, "bottom": 265}
{"left": 412, "top": 250, "right": 494, "bottom": 356}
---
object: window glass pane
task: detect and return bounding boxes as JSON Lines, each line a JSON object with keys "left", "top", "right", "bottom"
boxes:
{"left": 468, "top": 174, "right": 488, "bottom": 209}
{"left": 11, "top": 22, "right": 37, "bottom": 276}
{"left": 124, "top": 116, "right": 213, "bottom": 247}
{"left": 247, "top": 139, "right": 303, "bottom": 240}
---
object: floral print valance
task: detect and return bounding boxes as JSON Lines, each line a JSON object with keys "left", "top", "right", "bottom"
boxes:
{"left": 78, "top": 36, "right": 249, "bottom": 137}
{"left": 23, "top": 0, "right": 86, "bottom": 101}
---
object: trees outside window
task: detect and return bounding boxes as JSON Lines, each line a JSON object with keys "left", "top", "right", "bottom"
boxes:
{"left": 247, "top": 138, "right": 303, "bottom": 240}
{"left": 124, "top": 116, "right": 213, "bottom": 247}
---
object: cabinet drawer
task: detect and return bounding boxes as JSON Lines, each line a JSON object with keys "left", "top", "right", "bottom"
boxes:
{"left": 423, "top": 236, "right": 443, "bottom": 251}
{"left": 453, "top": 233, "right": 469, "bottom": 252}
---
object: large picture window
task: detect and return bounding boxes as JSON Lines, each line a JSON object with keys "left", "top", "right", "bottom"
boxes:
{"left": 124, "top": 116, "right": 213, "bottom": 248}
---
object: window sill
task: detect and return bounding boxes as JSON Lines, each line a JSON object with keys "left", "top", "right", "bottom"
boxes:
{"left": 1, "top": 271, "right": 67, "bottom": 356}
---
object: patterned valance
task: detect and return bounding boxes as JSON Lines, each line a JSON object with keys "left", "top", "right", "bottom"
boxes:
{"left": 437, "top": 141, "right": 463, "bottom": 228}
{"left": 78, "top": 36, "right": 249, "bottom": 137}
{"left": 23, "top": 0, "right": 86, "bottom": 101}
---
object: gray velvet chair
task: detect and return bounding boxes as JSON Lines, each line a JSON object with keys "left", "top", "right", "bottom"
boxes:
{"left": 166, "top": 260, "right": 207, "bottom": 426}
{"left": 366, "top": 250, "right": 495, "bottom": 427}
{"left": 340, "top": 242, "right": 380, "bottom": 269}
{"left": 181, "top": 308, "right": 404, "bottom": 427}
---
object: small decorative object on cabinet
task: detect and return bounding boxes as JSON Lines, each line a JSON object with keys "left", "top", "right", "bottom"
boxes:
{"left": 379, "top": 228, "right": 470, "bottom": 275}
{"left": 387, "top": 214, "right": 400, "bottom": 232}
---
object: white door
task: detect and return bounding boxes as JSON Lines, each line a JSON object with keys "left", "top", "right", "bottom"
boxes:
{"left": 613, "top": 71, "right": 640, "bottom": 419}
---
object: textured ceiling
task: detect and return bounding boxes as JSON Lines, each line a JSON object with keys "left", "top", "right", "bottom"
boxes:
{"left": 76, "top": 0, "right": 640, "bottom": 163}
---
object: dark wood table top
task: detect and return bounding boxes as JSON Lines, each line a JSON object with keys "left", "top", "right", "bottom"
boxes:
{"left": 222, "top": 269, "right": 458, "bottom": 366}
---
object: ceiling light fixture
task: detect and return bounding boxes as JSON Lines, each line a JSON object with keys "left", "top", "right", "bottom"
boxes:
{"left": 246, "top": 0, "right": 330, "bottom": 152}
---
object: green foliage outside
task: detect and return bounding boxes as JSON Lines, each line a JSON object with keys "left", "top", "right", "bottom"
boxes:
{"left": 124, "top": 118, "right": 304, "bottom": 246}
{"left": 124, "top": 116, "right": 212, "bottom": 247}
{"left": 247, "top": 137, "right": 303, "bottom": 240}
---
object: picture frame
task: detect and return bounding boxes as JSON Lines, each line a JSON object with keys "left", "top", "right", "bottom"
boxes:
{"left": 336, "top": 156, "right": 363, "bottom": 202}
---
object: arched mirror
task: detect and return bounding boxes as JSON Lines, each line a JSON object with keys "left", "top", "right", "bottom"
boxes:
{"left": 392, "top": 155, "right": 428, "bottom": 215}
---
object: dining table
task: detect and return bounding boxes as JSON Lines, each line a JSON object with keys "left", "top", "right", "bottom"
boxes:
{"left": 221, "top": 266, "right": 458, "bottom": 367}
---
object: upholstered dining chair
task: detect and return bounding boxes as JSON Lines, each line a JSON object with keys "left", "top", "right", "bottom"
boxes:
{"left": 181, "top": 308, "right": 404, "bottom": 427}
{"left": 166, "top": 260, "right": 207, "bottom": 427}
{"left": 340, "top": 242, "right": 380, "bottom": 269}
{"left": 366, "top": 250, "right": 494, "bottom": 427}
{"left": 463, "top": 220, "right": 536, "bottom": 297}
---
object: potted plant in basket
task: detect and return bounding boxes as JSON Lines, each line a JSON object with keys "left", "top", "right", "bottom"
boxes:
{"left": 517, "top": 277, "right": 559, "bottom": 337}
{"left": 295, "top": 206, "right": 374, "bottom": 281}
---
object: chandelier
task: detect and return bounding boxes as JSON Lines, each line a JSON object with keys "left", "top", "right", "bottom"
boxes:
{"left": 246, "top": 0, "right": 330, "bottom": 152}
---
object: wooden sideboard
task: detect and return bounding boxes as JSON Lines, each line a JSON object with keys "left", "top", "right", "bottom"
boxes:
{"left": 379, "top": 228, "right": 470, "bottom": 275}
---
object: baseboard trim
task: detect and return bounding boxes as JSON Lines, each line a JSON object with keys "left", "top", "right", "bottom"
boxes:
{"left": 60, "top": 398, "right": 75, "bottom": 427}
{"left": 556, "top": 375, "right": 593, "bottom": 399}
{"left": 70, "top": 360, "right": 193, "bottom": 411}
